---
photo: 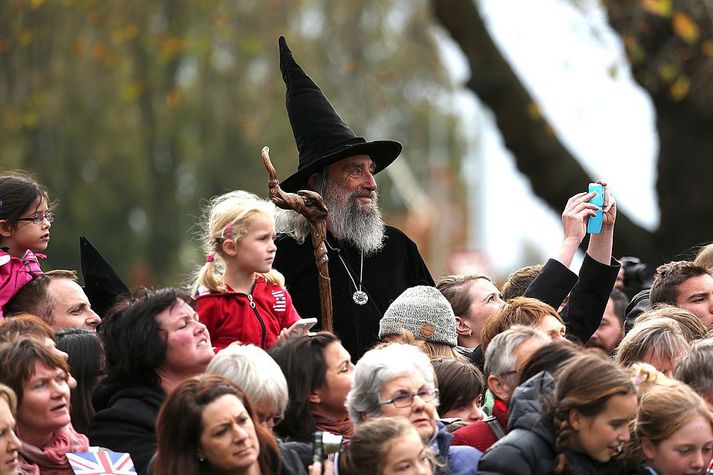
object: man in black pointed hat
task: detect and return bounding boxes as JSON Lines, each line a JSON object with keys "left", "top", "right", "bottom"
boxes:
{"left": 272, "top": 37, "right": 434, "bottom": 360}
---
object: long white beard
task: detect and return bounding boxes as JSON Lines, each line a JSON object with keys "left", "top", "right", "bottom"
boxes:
{"left": 316, "top": 177, "right": 385, "bottom": 256}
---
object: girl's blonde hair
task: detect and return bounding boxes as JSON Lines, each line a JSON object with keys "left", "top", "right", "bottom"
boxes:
{"left": 192, "top": 191, "right": 284, "bottom": 294}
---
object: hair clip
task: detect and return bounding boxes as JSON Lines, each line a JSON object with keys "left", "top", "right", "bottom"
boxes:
{"left": 222, "top": 223, "right": 233, "bottom": 239}
{"left": 206, "top": 255, "right": 215, "bottom": 263}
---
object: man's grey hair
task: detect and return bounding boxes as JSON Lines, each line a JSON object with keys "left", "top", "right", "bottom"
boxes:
{"left": 347, "top": 343, "right": 436, "bottom": 425}
{"left": 275, "top": 208, "right": 311, "bottom": 244}
{"left": 484, "top": 325, "right": 549, "bottom": 381}
{"left": 674, "top": 338, "right": 713, "bottom": 397}
{"left": 206, "top": 344, "right": 289, "bottom": 414}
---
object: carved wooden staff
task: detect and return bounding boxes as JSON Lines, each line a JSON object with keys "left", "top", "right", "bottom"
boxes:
{"left": 261, "top": 146, "right": 333, "bottom": 333}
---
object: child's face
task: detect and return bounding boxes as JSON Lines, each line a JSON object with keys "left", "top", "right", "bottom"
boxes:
{"left": 6, "top": 197, "right": 51, "bottom": 256}
{"left": 382, "top": 429, "right": 433, "bottom": 475}
{"left": 230, "top": 213, "right": 276, "bottom": 275}
{"left": 568, "top": 393, "right": 638, "bottom": 463}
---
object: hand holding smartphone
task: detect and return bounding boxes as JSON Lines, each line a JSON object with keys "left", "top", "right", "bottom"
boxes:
{"left": 287, "top": 317, "right": 318, "bottom": 337}
{"left": 587, "top": 183, "right": 605, "bottom": 234}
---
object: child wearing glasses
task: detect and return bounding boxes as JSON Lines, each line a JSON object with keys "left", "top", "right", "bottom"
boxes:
{"left": 191, "top": 190, "right": 300, "bottom": 351}
{"left": 0, "top": 173, "right": 53, "bottom": 318}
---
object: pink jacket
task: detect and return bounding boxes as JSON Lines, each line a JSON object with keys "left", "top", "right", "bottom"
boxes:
{"left": 0, "top": 249, "right": 44, "bottom": 318}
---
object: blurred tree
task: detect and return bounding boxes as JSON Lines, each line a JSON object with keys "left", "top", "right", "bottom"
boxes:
{"left": 431, "top": 0, "right": 713, "bottom": 265}
{"left": 1, "top": 0, "right": 465, "bottom": 286}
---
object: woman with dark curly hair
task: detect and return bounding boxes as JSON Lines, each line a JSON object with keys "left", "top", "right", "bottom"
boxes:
{"left": 88, "top": 288, "right": 214, "bottom": 474}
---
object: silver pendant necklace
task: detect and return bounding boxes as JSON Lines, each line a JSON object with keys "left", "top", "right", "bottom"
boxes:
{"left": 337, "top": 250, "right": 368, "bottom": 305}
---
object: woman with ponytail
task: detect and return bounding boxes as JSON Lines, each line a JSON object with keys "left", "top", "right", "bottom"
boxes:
{"left": 478, "top": 352, "right": 637, "bottom": 474}
{"left": 191, "top": 191, "right": 300, "bottom": 351}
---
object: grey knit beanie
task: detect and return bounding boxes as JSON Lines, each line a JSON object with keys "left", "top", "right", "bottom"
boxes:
{"left": 379, "top": 285, "right": 458, "bottom": 347}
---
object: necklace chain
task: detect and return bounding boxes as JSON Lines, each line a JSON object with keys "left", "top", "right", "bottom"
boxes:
{"left": 336, "top": 250, "right": 368, "bottom": 305}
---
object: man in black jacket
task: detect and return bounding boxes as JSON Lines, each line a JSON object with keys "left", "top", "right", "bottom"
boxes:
{"left": 272, "top": 37, "right": 433, "bottom": 360}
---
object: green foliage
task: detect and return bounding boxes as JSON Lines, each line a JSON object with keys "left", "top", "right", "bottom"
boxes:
{"left": 0, "top": 0, "right": 463, "bottom": 286}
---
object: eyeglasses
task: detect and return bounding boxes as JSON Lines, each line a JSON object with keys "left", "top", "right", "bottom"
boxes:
{"left": 257, "top": 412, "right": 284, "bottom": 428}
{"left": 380, "top": 388, "right": 439, "bottom": 408}
{"left": 16, "top": 212, "right": 54, "bottom": 225}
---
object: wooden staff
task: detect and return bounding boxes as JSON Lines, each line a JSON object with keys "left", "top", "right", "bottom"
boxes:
{"left": 261, "top": 146, "right": 333, "bottom": 333}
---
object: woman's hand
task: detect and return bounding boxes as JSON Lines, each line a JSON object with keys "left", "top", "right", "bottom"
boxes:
{"left": 309, "top": 459, "right": 334, "bottom": 475}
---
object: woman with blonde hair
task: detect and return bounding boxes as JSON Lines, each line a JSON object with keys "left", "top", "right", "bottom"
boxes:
{"left": 634, "top": 306, "right": 707, "bottom": 343}
{"left": 0, "top": 383, "right": 22, "bottom": 475}
{"left": 616, "top": 317, "right": 690, "bottom": 377}
{"left": 622, "top": 381, "right": 713, "bottom": 475}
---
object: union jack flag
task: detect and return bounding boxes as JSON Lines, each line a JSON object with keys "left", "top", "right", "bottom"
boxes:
{"left": 67, "top": 450, "right": 136, "bottom": 474}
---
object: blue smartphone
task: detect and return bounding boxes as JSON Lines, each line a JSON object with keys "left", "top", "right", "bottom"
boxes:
{"left": 587, "top": 183, "right": 605, "bottom": 234}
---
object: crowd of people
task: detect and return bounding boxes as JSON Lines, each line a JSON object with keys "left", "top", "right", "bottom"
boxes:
{"left": 2, "top": 36, "right": 713, "bottom": 475}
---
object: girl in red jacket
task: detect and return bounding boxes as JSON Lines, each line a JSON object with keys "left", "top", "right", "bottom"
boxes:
{"left": 192, "top": 191, "right": 300, "bottom": 351}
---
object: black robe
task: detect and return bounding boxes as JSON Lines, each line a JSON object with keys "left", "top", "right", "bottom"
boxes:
{"left": 274, "top": 225, "right": 434, "bottom": 360}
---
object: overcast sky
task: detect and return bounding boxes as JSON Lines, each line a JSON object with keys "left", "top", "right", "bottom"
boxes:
{"left": 437, "top": 0, "right": 658, "bottom": 277}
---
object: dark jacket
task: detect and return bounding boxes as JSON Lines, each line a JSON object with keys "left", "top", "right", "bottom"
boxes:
{"left": 88, "top": 380, "right": 165, "bottom": 475}
{"left": 477, "top": 371, "right": 557, "bottom": 474}
{"left": 477, "top": 372, "right": 621, "bottom": 475}
{"left": 624, "top": 289, "right": 651, "bottom": 334}
{"left": 274, "top": 226, "right": 433, "bottom": 360}
{"left": 527, "top": 254, "right": 621, "bottom": 345}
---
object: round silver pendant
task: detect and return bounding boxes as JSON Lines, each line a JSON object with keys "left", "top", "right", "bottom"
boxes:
{"left": 352, "top": 290, "right": 369, "bottom": 305}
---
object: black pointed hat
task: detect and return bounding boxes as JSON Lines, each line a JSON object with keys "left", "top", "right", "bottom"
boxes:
{"left": 278, "top": 36, "right": 402, "bottom": 192}
{"left": 80, "top": 236, "right": 130, "bottom": 318}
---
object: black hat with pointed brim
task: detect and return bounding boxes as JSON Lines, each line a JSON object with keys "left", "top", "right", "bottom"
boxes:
{"left": 80, "top": 236, "right": 130, "bottom": 318}
{"left": 278, "top": 36, "right": 402, "bottom": 192}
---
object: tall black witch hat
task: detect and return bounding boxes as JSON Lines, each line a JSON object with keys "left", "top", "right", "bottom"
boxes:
{"left": 80, "top": 236, "right": 130, "bottom": 318}
{"left": 278, "top": 36, "right": 402, "bottom": 192}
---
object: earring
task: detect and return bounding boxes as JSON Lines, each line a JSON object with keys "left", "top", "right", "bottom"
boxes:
{"left": 198, "top": 455, "right": 205, "bottom": 462}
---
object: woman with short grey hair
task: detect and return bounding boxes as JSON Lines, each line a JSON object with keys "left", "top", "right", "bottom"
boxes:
{"left": 347, "top": 342, "right": 436, "bottom": 425}
{"left": 346, "top": 343, "right": 480, "bottom": 475}
{"left": 206, "top": 344, "right": 288, "bottom": 432}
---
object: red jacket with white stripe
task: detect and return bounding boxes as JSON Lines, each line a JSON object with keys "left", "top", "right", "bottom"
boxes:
{"left": 195, "top": 276, "right": 300, "bottom": 351}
